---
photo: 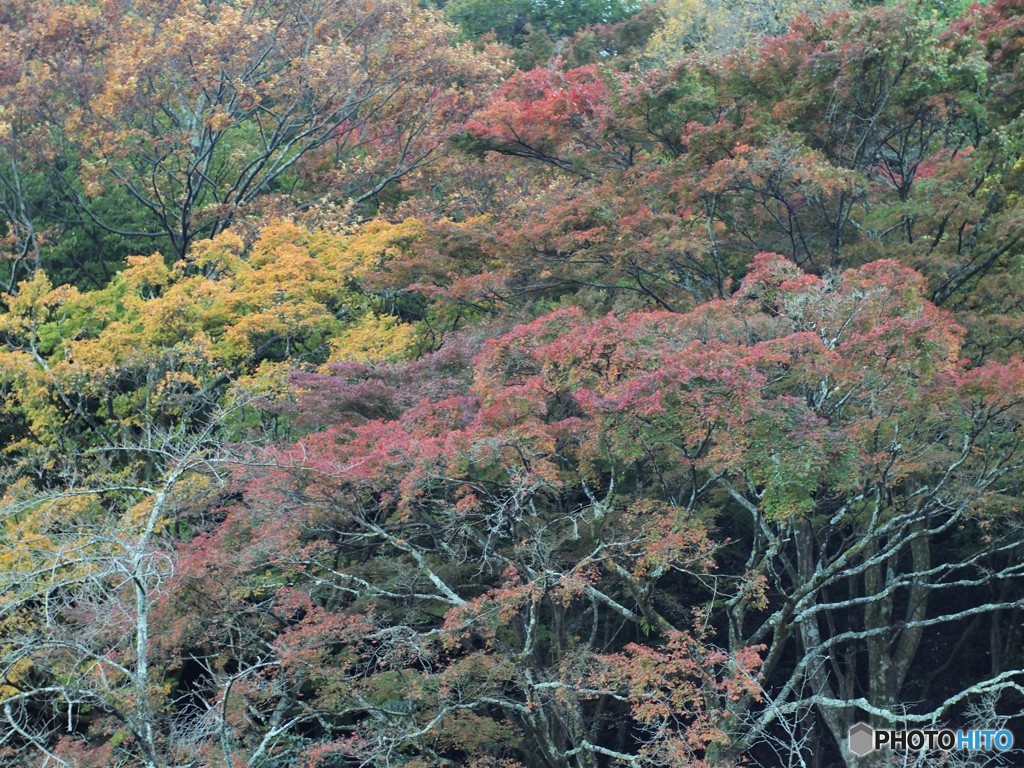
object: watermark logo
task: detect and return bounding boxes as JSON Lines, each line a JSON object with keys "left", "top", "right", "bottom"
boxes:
{"left": 848, "top": 722, "right": 874, "bottom": 757}
{"left": 847, "top": 722, "right": 1015, "bottom": 757}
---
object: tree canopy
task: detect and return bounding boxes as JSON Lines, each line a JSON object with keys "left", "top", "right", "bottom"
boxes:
{"left": 3, "top": 2, "right": 1024, "bottom": 767}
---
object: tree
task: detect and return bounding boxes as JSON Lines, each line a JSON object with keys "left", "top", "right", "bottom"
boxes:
{"left": 444, "top": 0, "right": 642, "bottom": 48}
{"left": 0, "top": 218, "right": 425, "bottom": 488}
{"left": 33, "top": 255, "right": 1015, "bottom": 767}
{"left": 461, "top": 3, "right": 1024, "bottom": 354}
{"left": 644, "top": 0, "right": 852, "bottom": 61}
{"left": 0, "top": 402, "right": 264, "bottom": 768}
{"left": 0, "top": 0, "right": 505, "bottom": 285}
{"left": 6, "top": 3, "right": 1024, "bottom": 766}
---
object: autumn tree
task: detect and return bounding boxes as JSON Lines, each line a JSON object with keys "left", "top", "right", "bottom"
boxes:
{"left": 0, "top": 214, "right": 447, "bottom": 766}
{"left": 6, "top": 3, "right": 1024, "bottom": 767}
{"left": 459, "top": 2, "right": 1024, "bottom": 356}
{"left": 644, "top": 0, "right": 852, "bottom": 61}
{"left": 0, "top": 398, "right": 262, "bottom": 768}
{"left": 0, "top": 0, "right": 504, "bottom": 287}
{"left": 28, "top": 255, "right": 1012, "bottom": 767}
{"left": 0, "top": 217, "right": 429, "bottom": 491}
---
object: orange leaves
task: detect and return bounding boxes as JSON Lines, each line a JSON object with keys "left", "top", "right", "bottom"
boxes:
{"left": 598, "top": 630, "right": 764, "bottom": 761}
{"left": 625, "top": 500, "right": 716, "bottom": 580}
{"left": 0, "top": 0, "right": 507, "bottom": 262}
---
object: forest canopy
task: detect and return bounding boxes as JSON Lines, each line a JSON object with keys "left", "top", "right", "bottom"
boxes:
{"left": 2, "top": 1, "right": 1024, "bottom": 767}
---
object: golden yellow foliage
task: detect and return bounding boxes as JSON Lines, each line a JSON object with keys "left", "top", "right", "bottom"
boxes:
{"left": 329, "top": 313, "right": 420, "bottom": 364}
{"left": 0, "top": 218, "right": 428, "bottom": 457}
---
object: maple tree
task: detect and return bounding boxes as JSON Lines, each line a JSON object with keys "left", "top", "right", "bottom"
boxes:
{"left": 0, "top": 0, "right": 505, "bottom": 286}
{"left": 461, "top": 3, "right": 1024, "bottom": 351}
{"left": 0, "top": 217, "right": 428, "bottom": 490}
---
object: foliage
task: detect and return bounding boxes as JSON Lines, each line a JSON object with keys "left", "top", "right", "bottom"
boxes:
{"left": 0, "top": 219, "right": 421, "bottom": 484}
{"left": 0, "top": 0, "right": 506, "bottom": 284}
{"left": 645, "top": 0, "right": 853, "bottom": 61}
{"left": 4, "top": 2, "right": 1024, "bottom": 768}
{"left": 445, "top": 0, "right": 643, "bottom": 47}
{"left": 463, "top": 3, "right": 1024, "bottom": 353}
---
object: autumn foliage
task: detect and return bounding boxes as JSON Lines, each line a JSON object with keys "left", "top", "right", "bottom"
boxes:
{"left": 3, "top": 2, "right": 1024, "bottom": 768}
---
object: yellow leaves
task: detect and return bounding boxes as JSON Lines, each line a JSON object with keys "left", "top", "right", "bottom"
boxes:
{"left": 228, "top": 360, "right": 294, "bottom": 406}
{"left": 329, "top": 314, "right": 419, "bottom": 364}
{"left": 1, "top": 270, "right": 55, "bottom": 330}
{"left": 645, "top": 0, "right": 709, "bottom": 62}
{"left": 155, "top": 369, "right": 201, "bottom": 396}
{"left": 0, "top": 351, "right": 62, "bottom": 449}
{"left": 142, "top": 291, "right": 203, "bottom": 346}
{"left": 121, "top": 254, "right": 171, "bottom": 293}
{"left": 91, "top": 73, "right": 139, "bottom": 120}
{"left": 249, "top": 236, "right": 319, "bottom": 280}
{"left": 0, "top": 657, "right": 33, "bottom": 699}
{"left": 247, "top": 220, "right": 317, "bottom": 268}
{"left": 205, "top": 107, "right": 234, "bottom": 132}
{"left": 62, "top": 327, "right": 145, "bottom": 382}
{"left": 342, "top": 218, "right": 425, "bottom": 280}
{"left": 125, "top": 496, "right": 168, "bottom": 535}
{"left": 222, "top": 302, "right": 336, "bottom": 360}
{"left": 0, "top": 217, "right": 429, "bottom": 463}
{"left": 80, "top": 159, "right": 106, "bottom": 199}
{"left": 185, "top": 229, "right": 245, "bottom": 277}
{"left": 0, "top": 491, "right": 101, "bottom": 577}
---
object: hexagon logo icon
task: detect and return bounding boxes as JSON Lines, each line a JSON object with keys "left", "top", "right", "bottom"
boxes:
{"left": 848, "top": 722, "right": 876, "bottom": 757}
